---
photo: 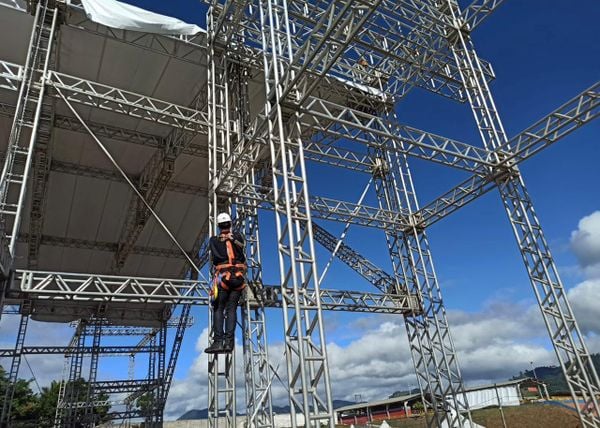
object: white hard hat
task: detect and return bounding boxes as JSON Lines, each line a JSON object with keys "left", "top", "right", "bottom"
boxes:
{"left": 216, "top": 212, "right": 232, "bottom": 224}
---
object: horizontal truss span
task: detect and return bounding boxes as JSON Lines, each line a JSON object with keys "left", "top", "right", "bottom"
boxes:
{"left": 0, "top": 60, "right": 214, "bottom": 135}
{"left": 415, "top": 81, "right": 600, "bottom": 227}
{"left": 50, "top": 160, "right": 208, "bottom": 196}
{"left": 232, "top": 182, "right": 411, "bottom": 230}
{"left": 0, "top": 102, "right": 208, "bottom": 158}
{"left": 90, "top": 379, "right": 161, "bottom": 393}
{"left": 0, "top": 60, "right": 497, "bottom": 175}
{"left": 0, "top": 345, "right": 160, "bottom": 357}
{"left": 78, "top": 322, "right": 194, "bottom": 336}
{"left": 12, "top": 270, "right": 419, "bottom": 314}
{"left": 16, "top": 234, "right": 187, "bottom": 259}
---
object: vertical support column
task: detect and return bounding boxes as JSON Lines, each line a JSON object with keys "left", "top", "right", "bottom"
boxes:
{"left": 257, "top": 0, "right": 334, "bottom": 425}
{"left": 207, "top": 4, "right": 236, "bottom": 427}
{"left": 240, "top": 185, "right": 274, "bottom": 428}
{"left": 146, "top": 334, "right": 158, "bottom": 426}
{"left": 0, "top": 307, "right": 30, "bottom": 425}
{"left": 0, "top": 0, "right": 57, "bottom": 253}
{"left": 0, "top": 0, "right": 58, "bottom": 314}
{"left": 83, "top": 320, "right": 102, "bottom": 425}
{"left": 228, "top": 40, "right": 275, "bottom": 428}
{"left": 54, "top": 321, "right": 84, "bottom": 428}
{"left": 64, "top": 319, "right": 87, "bottom": 427}
{"left": 441, "top": 1, "right": 600, "bottom": 426}
{"left": 155, "top": 322, "right": 167, "bottom": 425}
{"left": 160, "top": 304, "right": 193, "bottom": 417}
{"left": 371, "top": 121, "right": 472, "bottom": 427}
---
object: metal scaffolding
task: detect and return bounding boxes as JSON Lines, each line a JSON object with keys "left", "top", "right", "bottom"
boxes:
{"left": 0, "top": 0, "right": 598, "bottom": 427}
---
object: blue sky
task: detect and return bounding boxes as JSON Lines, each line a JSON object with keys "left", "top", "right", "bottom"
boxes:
{"left": 1, "top": 0, "right": 598, "bottom": 418}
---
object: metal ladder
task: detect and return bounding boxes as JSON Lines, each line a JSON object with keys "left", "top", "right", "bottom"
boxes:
{"left": 207, "top": 2, "right": 238, "bottom": 426}
{"left": 240, "top": 189, "right": 274, "bottom": 428}
{"left": 0, "top": 0, "right": 58, "bottom": 257}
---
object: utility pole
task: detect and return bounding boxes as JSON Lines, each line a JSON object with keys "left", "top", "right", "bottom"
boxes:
{"left": 494, "top": 384, "right": 508, "bottom": 428}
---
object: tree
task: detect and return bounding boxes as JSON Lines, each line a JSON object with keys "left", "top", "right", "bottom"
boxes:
{"left": 0, "top": 366, "right": 112, "bottom": 426}
{"left": 0, "top": 366, "right": 40, "bottom": 427}
{"left": 412, "top": 400, "right": 424, "bottom": 412}
{"left": 136, "top": 392, "right": 157, "bottom": 419}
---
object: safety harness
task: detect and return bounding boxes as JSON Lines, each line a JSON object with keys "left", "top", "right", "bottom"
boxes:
{"left": 212, "top": 232, "right": 247, "bottom": 296}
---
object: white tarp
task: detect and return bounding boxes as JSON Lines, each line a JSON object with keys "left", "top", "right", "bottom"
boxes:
{"left": 79, "top": 0, "right": 204, "bottom": 35}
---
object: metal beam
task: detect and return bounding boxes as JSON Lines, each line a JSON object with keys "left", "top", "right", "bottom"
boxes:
{"left": 112, "top": 80, "right": 209, "bottom": 271}
{"left": 215, "top": 99, "right": 493, "bottom": 199}
{"left": 232, "top": 181, "right": 411, "bottom": 230}
{"left": 442, "top": 1, "right": 600, "bottom": 424}
{"left": 53, "top": 113, "right": 208, "bottom": 157}
{"left": 50, "top": 159, "right": 208, "bottom": 196}
{"left": 0, "top": 101, "right": 376, "bottom": 173}
{"left": 461, "top": 0, "right": 507, "bottom": 30}
{"left": 16, "top": 234, "right": 187, "bottom": 259}
{"left": 0, "top": 345, "right": 160, "bottom": 356}
{"left": 0, "top": 61, "right": 498, "bottom": 177}
{"left": 12, "top": 270, "right": 419, "bottom": 313}
{"left": 90, "top": 379, "right": 161, "bottom": 393}
{"left": 415, "top": 81, "right": 600, "bottom": 228}
{"left": 311, "top": 222, "right": 397, "bottom": 293}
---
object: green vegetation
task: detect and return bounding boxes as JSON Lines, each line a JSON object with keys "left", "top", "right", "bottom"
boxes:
{"left": 0, "top": 365, "right": 112, "bottom": 427}
{"left": 511, "top": 353, "right": 600, "bottom": 395}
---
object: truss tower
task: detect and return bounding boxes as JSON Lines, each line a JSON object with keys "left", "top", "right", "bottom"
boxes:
{"left": 0, "top": 0, "right": 598, "bottom": 427}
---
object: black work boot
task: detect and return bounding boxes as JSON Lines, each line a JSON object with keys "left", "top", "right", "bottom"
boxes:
{"left": 223, "top": 338, "right": 234, "bottom": 353}
{"left": 204, "top": 340, "right": 224, "bottom": 354}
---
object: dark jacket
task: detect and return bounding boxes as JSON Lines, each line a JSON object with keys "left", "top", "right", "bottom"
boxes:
{"left": 209, "top": 231, "right": 246, "bottom": 266}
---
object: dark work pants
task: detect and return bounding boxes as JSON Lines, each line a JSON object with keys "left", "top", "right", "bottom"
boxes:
{"left": 212, "top": 285, "right": 242, "bottom": 342}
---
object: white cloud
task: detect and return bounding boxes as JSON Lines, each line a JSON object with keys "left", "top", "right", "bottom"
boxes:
{"left": 567, "top": 278, "right": 600, "bottom": 335}
{"left": 167, "top": 301, "right": 574, "bottom": 419}
{"left": 165, "top": 328, "right": 251, "bottom": 420}
{"left": 165, "top": 284, "right": 600, "bottom": 421}
{"left": 165, "top": 328, "right": 211, "bottom": 419}
{"left": 570, "top": 211, "right": 600, "bottom": 278}
{"left": 0, "top": 316, "right": 70, "bottom": 388}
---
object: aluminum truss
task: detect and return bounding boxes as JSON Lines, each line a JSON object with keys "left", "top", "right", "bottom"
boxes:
{"left": 0, "top": 0, "right": 57, "bottom": 259}
{"left": 11, "top": 270, "right": 417, "bottom": 313}
{"left": 207, "top": 6, "right": 237, "bottom": 425}
{"left": 310, "top": 221, "right": 396, "bottom": 293}
{"left": 240, "top": 178, "right": 274, "bottom": 428}
{"left": 414, "top": 82, "right": 600, "bottom": 228}
{"left": 112, "top": 79, "right": 209, "bottom": 273}
{"left": 372, "top": 124, "right": 471, "bottom": 426}
{"left": 1, "top": 0, "right": 598, "bottom": 426}
{"left": 0, "top": 304, "right": 30, "bottom": 426}
{"left": 249, "top": 1, "right": 345, "bottom": 423}
{"left": 49, "top": 318, "right": 166, "bottom": 428}
{"left": 439, "top": 1, "right": 600, "bottom": 426}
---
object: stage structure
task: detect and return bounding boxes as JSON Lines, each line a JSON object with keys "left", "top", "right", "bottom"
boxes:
{"left": 0, "top": 0, "right": 598, "bottom": 427}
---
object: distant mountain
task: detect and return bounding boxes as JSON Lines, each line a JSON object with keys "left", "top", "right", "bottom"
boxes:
{"left": 388, "top": 354, "right": 600, "bottom": 399}
{"left": 511, "top": 353, "right": 600, "bottom": 395}
{"left": 178, "top": 408, "right": 208, "bottom": 420}
{"left": 178, "top": 400, "right": 355, "bottom": 420}
{"left": 333, "top": 399, "right": 359, "bottom": 409}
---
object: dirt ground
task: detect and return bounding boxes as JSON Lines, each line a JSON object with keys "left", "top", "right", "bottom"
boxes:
{"left": 336, "top": 403, "right": 581, "bottom": 428}
{"left": 471, "top": 403, "right": 580, "bottom": 428}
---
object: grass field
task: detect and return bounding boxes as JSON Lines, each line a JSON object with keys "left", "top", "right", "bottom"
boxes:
{"left": 336, "top": 403, "right": 581, "bottom": 428}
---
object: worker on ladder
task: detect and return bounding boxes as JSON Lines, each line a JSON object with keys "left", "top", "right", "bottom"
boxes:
{"left": 204, "top": 212, "right": 247, "bottom": 354}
